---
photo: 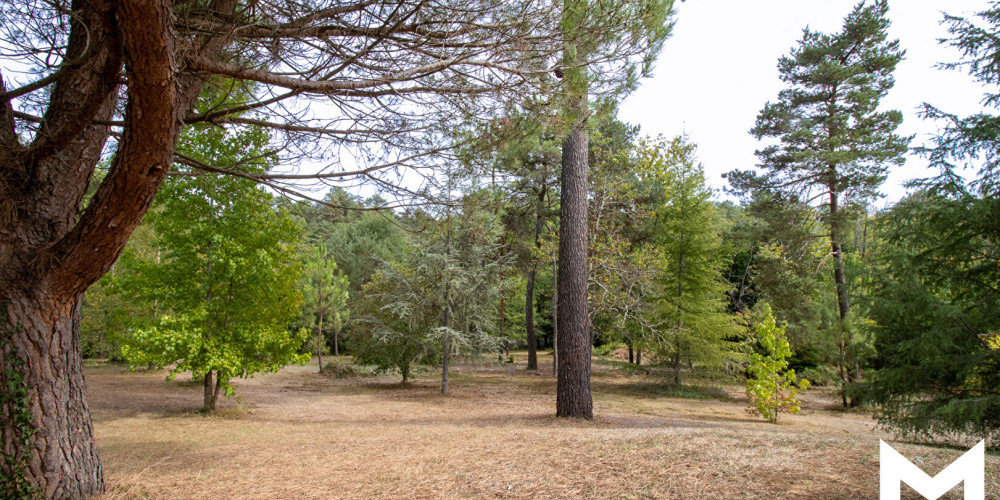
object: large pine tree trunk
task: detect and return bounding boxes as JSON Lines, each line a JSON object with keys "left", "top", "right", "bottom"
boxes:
{"left": 557, "top": 121, "right": 592, "bottom": 418}
{"left": 2, "top": 294, "right": 103, "bottom": 498}
{"left": 0, "top": 0, "right": 229, "bottom": 493}
{"left": 551, "top": 258, "right": 558, "bottom": 377}
{"left": 556, "top": 91, "right": 592, "bottom": 418}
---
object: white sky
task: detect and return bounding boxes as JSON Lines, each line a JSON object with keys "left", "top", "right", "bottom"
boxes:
{"left": 618, "top": 0, "right": 993, "bottom": 204}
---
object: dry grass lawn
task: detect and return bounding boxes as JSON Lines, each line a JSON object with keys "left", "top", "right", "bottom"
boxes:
{"left": 87, "top": 353, "right": 998, "bottom": 499}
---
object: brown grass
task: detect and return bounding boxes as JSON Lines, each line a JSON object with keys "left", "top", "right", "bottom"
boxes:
{"left": 88, "top": 353, "right": 998, "bottom": 499}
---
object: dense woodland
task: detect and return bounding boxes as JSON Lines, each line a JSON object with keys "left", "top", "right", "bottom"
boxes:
{"left": 2, "top": 0, "right": 1000, "bottom": 497}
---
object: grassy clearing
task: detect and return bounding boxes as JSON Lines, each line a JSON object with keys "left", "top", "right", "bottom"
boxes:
{"left": 89, "top": 352, "right": 997, "bottom": 499}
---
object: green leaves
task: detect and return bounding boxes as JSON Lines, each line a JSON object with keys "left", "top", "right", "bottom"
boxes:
{"left": 745, "top": 303, "right": 810, "bottom": 423}
{"left": 119, "top": 116, "right": 308, "bottom": 401}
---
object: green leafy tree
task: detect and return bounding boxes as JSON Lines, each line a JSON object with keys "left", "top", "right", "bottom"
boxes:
{"left": 644, "top": 136, "right": 741, "bottom": 384}
{"left": 746, "top": 303, "right": 810, "bottom": 423}
{"left": 119, "top": 123, "right": 308, "bottom": 412}
{"left": 725, "top": 0, "right": 909, "bottom": 389}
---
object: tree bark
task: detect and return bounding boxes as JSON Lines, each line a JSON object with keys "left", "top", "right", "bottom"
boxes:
{"left": 556, "top": 28, "right": 592, "bottom": 416}
{"left": 0, "top": 0, "right": 233, "bottom": 493}
{"left": 203, "top": 369, "right": 214, "bottom": 412}
{"left": 2, "top": 294, "right": 103, "bottom": 499}
{"left": 551, "top": 258, "right": 558, "bottom": 377}
{"left": 830, "top": 186, "right": 861, "bottom": 398}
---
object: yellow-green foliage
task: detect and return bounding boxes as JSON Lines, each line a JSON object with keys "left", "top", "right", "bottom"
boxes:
{"left": 746, "top": 303, "right": 810, "bottom": 423}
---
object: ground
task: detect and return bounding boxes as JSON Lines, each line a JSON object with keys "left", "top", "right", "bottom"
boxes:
{"left": 88, "top": 352, "right": 997, "bottom": 499}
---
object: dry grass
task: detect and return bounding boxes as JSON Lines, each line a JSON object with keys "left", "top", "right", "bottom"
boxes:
{"left": 87, "top": 353, "right": 999, "bottom": 499}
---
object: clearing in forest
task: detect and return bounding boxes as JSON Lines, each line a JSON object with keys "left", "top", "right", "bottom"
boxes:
{"left": 89, "top": 353, "right": 996, "bottom": 499}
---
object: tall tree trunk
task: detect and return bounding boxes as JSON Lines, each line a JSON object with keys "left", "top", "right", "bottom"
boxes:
{"left": 333, "top": 326, "right": 339, "bottom": 357}
{"left": 829, "top": 192, "right": 851, "bottom": 321}
{"left": 525, "top": 184, "right": 546, "bottom": 371}
{"left": 636, "top": 349, "right": 641, "bottom": 366}
{"left": 674, "top": 234, "right": 685, "bottom": 385}
{"left": 628, "top": 343, "right": 634, "bottom": 364}
{"left": 556, "top": 17, "right": 592, "bottom": 417}
{"left": 525, "top": 267, "right": 538, "bottom": 370}
{"left": 551, "top": 258, "right": 559, "bottom": 377}
{"left": 2, "top": 295, "right": 103, "bottom": 499}
{"left": 499, "top": 263, "right": 505, "bottom": 361}
{"left": 829, "top": 189, "right": 860, "bottom": 395}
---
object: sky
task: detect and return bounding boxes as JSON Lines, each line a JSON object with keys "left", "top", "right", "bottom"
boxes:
{"left": 618, "top": 0, "right": 993, "bottom": 205}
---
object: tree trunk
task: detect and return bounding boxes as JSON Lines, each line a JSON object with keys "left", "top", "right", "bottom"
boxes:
{"left": 333, "top": 326, "right": 339, "bottom": 357}
{"left": 1, "top": 0, "right": 232, "bottom": 493}
{"left": 203, "top": 369, "right": 215, "bottom": 412}
{"left": 556, "top": 30, "right": 592, "bottom": 417}
{"left": 551, "top": 258, "right": 559, "bottom": 377}
{"left": 636, "top": 349, "right": 641, "bottom": 366}
{"left": 2, "top": 295, "right": 104, "bottom": 499}
{"left": 525, "top": 266, "right": 538, "bottom": 371}
{"left": 628, "top": 343, "right": 634, "bottom": 364}
{"left": 829, "top": 189, "right": 860, "bottom": 388}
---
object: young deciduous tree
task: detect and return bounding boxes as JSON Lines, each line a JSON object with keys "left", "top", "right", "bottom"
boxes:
{"left": 745, "top": 303, "right": 810, "bottom": 424}
{"left": 725, "top": 0, "right": 909, "bottom": 388}
{"left": 118, "top": 124, "right": 308, "bottom": 413}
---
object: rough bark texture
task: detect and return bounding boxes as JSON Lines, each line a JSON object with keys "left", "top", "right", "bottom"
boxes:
{"left": 556, "top": 108, "right": 592, "bottom": 419}
{"left": 0, "top": 0, "right": 233, "bottom": 493}
{"left": 551, "top": 258, "right": 558, "bottom": 377}
{"left": 2, "top": 294, "right": 103, "bottom": 499}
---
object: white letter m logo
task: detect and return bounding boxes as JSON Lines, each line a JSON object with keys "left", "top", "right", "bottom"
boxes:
{"left": 880, "top": 440, "right": 985, "bottom": 499}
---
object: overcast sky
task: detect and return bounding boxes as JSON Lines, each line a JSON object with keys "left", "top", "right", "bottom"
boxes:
{"left": 618, "top": 0, "right": 993, "bottom": 204}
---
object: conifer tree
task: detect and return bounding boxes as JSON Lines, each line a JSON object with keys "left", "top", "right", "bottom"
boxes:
{"left": 862, "top": 2, "right": 1000, "bottom": 440}
{"left": 643, "top": 137, "right": 740, "bottom": 384}
{"left": 725, "top": 0, "right": 909, "bottom": 387}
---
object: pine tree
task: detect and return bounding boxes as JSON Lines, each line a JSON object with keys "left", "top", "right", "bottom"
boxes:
{"left": 725, "top": 0, "right": 909, "bottom": 390}
{"left": 302, "top": 242, "right": 350, "bottom": 371}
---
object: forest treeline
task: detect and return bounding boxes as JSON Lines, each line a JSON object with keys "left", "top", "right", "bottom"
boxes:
{"left": 80, "top": 0, "right": 1000, "bottom": 447}
{"left": 3, "top": 0, "right": 1000, "bottom": 496}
